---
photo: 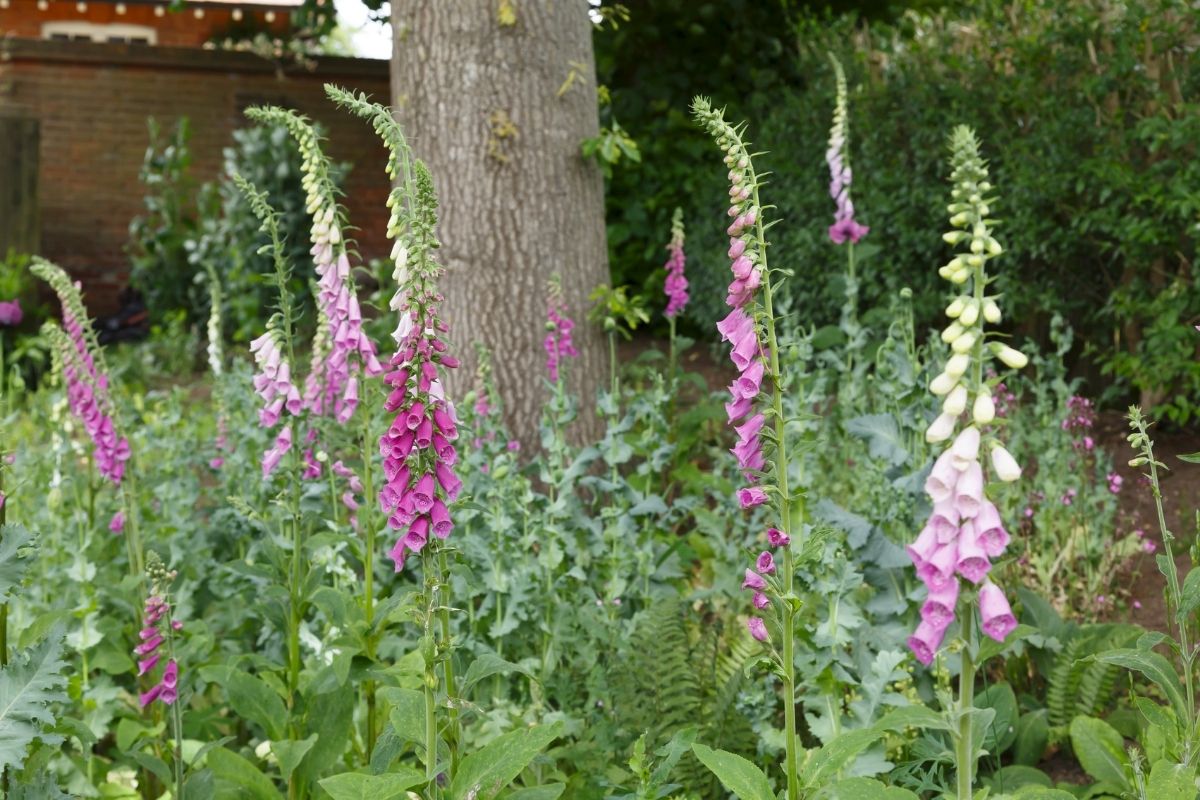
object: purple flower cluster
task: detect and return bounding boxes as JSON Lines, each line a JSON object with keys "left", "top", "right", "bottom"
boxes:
{"left": 826, "top": 58, "right": 869, "bottom": 246}
{"left": 380, "top": 305, "right": 462, "bottom": 571}
{"left": 34, "top": 261, "right": 130, "bottom": 485}
{"left": 251, "top": 329, "right": 301, "bottom": 430}
{"left": 907, "top": 428, "right": 1018, "bottom": 664}
{"left": 662, "top": 209, "right": 689, "bottom": 318}
{"left": 134, "top": 592, "right": 182, "bottom": 707}
{"left": 544, "top": 304, "right": 578, "bottom": 383}
{"left": 261, "top": 425, "right": 294, "bottom": 478}
{"left": 1062, "top": 395, "right": 1095, "bottom": 452}
{"left": 302, "top": 222, "right": 383, "bottom": 422}
{"left": 740, "top": 528, "right": 789, "bottom": 641}
{"left": 0, "top": 299, "right": 22, "bottom": 327}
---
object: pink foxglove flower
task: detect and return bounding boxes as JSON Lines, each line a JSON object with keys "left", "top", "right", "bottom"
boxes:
{"left": 978, "top": 582, "right": 1017, "bottom": 642}
{"left": 766, "top": 527, "right": 790, "bottom": 548}
{"left": 135, "top": 556, "right": 184, "bottom": 708}
{"left": 907, "top": 127, "right": 1027, "bottom": 666}
{"left": 747, "top": 617, "right": 769, "bottom": 642}
{"left": 662, "top": 207, "right": 689, "bottom": 318}
{"left": 543, "top": 301, "right": 579, "bottom": 384}
{"left": 374, "top": 158, "right": 461, "bottom": 572}
{"left": 32, "top": 260, "right": 130, "bottom": 485}
{"left": 0, "top": 299, "right": 22, "bottom": 327}
{"left": 825, "top": 56, "right": 869, "bottom": 245}
{"left": 109, "top": 511, "right": 125, "bottom": 534}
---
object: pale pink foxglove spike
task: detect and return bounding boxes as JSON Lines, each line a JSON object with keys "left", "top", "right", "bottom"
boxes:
{"left": 907, "top": 619, "right": 946, "bottom": 666}
{"left": 920, "top": 578, "right": 959, "bottom": 631}
{"left": 954, "top": 460, "right": 985, "bottom": 519}
{"left": 979, "top": 582, "right": 1018, "bottom": 642}
{"left": 974, "top": 501, "right": 1010, "bottom": 559}
{"left": 954, "top": 521, "right": 991, "bottom": 584}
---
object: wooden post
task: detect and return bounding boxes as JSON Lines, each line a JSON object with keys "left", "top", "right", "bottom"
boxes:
{"left": 0, "top": 114, "right": 39, "bottom": 258}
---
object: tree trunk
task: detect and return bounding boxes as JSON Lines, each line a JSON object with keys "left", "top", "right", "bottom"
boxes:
{"left": 390, "top": 0, "right": 609, "bottom": 445}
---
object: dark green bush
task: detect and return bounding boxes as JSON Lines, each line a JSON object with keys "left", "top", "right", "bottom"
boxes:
{"left": 599, "top": 0, "right": 1200, "bottom": 421}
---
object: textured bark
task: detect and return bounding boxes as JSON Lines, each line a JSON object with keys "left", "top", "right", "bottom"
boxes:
{"left": 390, "top": 0, "right": 608, "bottom": 444}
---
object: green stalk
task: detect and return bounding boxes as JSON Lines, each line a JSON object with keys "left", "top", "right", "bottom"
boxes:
{"left": 437, "top": 547, "right": 460, "bottom": 776}
{"left": 421, "top": 548, "right": 440, "bottom": 794}
{"left": 752, "top": 178, "right": 802, "bottom": 800}
{"left": 844, "top": 241, "right": 857, "bottom": 380}
{"left": 956, "top": 607, "right": 977, "bottom": 798}
{"left": 361, "top": 425, "right": 379, "bottom": 761}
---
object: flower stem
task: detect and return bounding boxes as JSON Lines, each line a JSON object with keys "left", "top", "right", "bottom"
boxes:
{"left": 359, "top": 424, "right": 379, "bottom": 761}
{"left": 437, "top": 547, "right": 459, "bottom": 776}
{"left": 956, "top": 606, "right": 976, "bottom": 799}
{"left": 754, "top": 181, "right": 801, "bottom": 800}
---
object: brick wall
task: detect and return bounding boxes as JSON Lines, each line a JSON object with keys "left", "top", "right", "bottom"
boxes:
{"left": 1, "top": 0, "right": 295, "bottom": 48}
{"left": 0, "top": 38, "right": 391, "bottom": 311}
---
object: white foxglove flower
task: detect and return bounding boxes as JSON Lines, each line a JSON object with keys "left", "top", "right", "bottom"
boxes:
{"left": 944, "top": 384, "right": 968, "bottom": 416}
{"left": 973, "top": 391, "right": 995, "bottom": 424}
{"left": 926, "top": 413, "right": 957, "bottom": 443}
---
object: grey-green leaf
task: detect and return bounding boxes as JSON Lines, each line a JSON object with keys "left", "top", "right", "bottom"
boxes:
{"left": 318, "top": 768, "right": 425, "bottom": 800}
{"left": 448, "top": 722, "right": 562, "bottom": 800}
{"left": 227, "top": 670, "right": 288, "bottom": 741}
{"left": 0, "top": 626, "right": 68, "bottom": 772}
{"left": 1069, "top": 716, "right": 1132, "bottom": 790}
{"left": 691, "top": 743, "right": 775, "bottom": 800}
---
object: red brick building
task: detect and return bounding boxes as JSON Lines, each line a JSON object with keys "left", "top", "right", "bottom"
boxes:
{"left": 0, "top": 0, "right": 390, "bottom": 311}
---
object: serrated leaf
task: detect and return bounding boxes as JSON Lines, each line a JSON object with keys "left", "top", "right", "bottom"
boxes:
{"left": 1069, "top": 716, "right": 1131, "bottom": 790}
{"left": 813, "top": 499, "right": 873, "bottom": 550}
{"left": 449, "top": 723, "right": 563, "bottom": 800}
{"left": 0, "top": 524, "right": 35, "bottom": 605}
{"left": 0, "top": 625, "right": 68, "bottom": 772}
{"left": 845, "top": 414, "right": 909, "bottom": 466}
{"left": 690, "top": 743, "right": 774, "bottom": 800}
{"left": 318, "top": 768, "right": 425, "bottom": 800}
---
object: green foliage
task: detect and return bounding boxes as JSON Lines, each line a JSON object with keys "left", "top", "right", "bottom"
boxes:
{"left": 0, "top": 626, "right": 68, "bottom": 772}
{"left": 599, "top": 0, "right": 1200, "bottom": 417}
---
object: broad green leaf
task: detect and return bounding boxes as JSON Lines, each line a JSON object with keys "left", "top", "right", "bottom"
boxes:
{"left": 1095, "top": 649, "right": 1188, "bottom": 724}
{"left": 462, "top": 654, "right": 537, "bottom": 695}
{"left": 226, "top": 670, "right": 287, "bottom": 741}
{"left": 650, "top": 726, "right": 697, "bottom": 787}
{"left": 318, "top": 768, "right": 425, "bottom": 800}
{"left": 449, "top": 723, "right": 562, "bottom": 800}
{"left": 0, "top": 524, "right": 35, "bottom": 605}
{"left": 1008, "top": 789, "right": 1077, "bottom": 799}
{"left": 984, "top": 764, "right": 1051, "bottom": 791}
{"left": 207, "top": 747, "right": 280, "bottom": 800}
{"left": 272, "top": 734, "right": 318, "bottom": 782}
{"left": 501, "top": 785, "right": 566, "bottom": 800}
{"left": 0, "top": 626, "right": 68, "bottom": 772}
{"left": 873, "top": 705, "right": 951, "bottom": 733}
{"left": 383, "top": 687, "right": 426, "bottom": 744}
{"left": 1178, "top": 567, "right": 1200, "bottom": 619}
{"left": 690, "top": 743, "right": 774, "bottom": 800}
{"left": 1146, "top": 760, "right": 1196, "bottom": 800}
{"left": 803, "top": 728, "right": 881, "bottom": 786}
{"left": 845, "top": 414, "right": 908, "bottom": 466}
{"left": 975, "top": 683, "right": 1018, "bottom": 755}
{"left": 1069, "top": 716, "right": 1131, "bottom": 791}
{"left": 116, "top": 717, "right": 164, "bottom": 752}
{"left": 1012, "top": 710, "right": 1049, "bottom": 766}
{"left": 299, "top": 684, "right": 355, "bottom": 784}
{"left": 813, "top": 777, "right": 919, "bottom": 799}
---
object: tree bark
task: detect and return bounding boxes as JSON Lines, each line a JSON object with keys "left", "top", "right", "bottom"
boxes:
{"left": 390, "top": 0, "right": 608, "bottom": 444}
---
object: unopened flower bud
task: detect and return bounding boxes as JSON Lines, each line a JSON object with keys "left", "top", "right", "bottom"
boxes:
{"left": 946, "top": 298, "right": 965, "bottom": 318}
{"left": 943, "top": 231, "right": 966, "bottom": 245}
{"left": 973, "top": 391, "right": 995, "bottom": 424}
{"left": 943, "top": 384, "right": 968, "bottom": 416}
{"left": 951, "top": 268, "right": 971, "bottom": 284}
{"left": 990, "top": 443, "right": 1021, "bottom": 482}
{"left": 986, "top": 238, "right": 1003, "bottom": 256}
{"left": 970, "top": 238, "right": 985, "bottom": 254}
{"left": 967, "top": 255, "right": 984, "bottom": 268}
{"left": 930, "top": 372, "right": 956, "bottom": 396}
{"left": 952, "top": 331, "right": 976, "bottom": 354}
{"left": 994, "top": 344, "right": 1028, "bottom": 370}
{"left": 950, "top": 212, "right": 970, "bottom": 227}
{"left": 959, "top": 302, "right": 979, "bottom": 327}
{"left": 926, "top": 413, "right": 957, "bottom": 443}
{"left": 941, "top": 322, "right": 965, "bottom": 343}
{"left": 983, "top": 300, "right": 1001, "bottom": 324}
{"left": 945, "top": 353, "right": 970, "bottom": 378}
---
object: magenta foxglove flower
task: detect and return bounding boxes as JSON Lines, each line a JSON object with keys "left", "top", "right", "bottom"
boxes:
{"left": 766, "top": 527, "right": 789, "bottom": 548}
{"left": 741, "top": 569, "right": 767, "bottom": 591}
{"left": 825, "top": 56, "right": 869, "bottom": 246}
{"left": 662, "top": 208, "right": 689, "bottom": 318}
{"left": 0, "top": 299, "right": 22, "bottom": 327}
{"left": 747, "top": 617, "right": 769, "bottom": 642}
{"left": 978, "top": 582, "right": 1017, "bottom": 642}
{"left": 544, "top": 303, "right": 579, "bottom": 383}
{"left": 134, "top": 583, "right": 183, "bottom": 708}
{"left": 907, "top": 619, "right": 946, "bottom": 667}
{"left": 33, "top": 260, "right": 130, "bottom": 485}
{"left": 755, "top": 551, "right": 776, "bottom": 575}
{"left": 109, "top": 511, "right": 125, "bottom": 534}
{"left": 378, "top": 162, "right": 462, "bottom": 572}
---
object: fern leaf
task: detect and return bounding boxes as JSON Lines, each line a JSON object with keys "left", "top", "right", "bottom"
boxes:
{"left": 0, "top": 626, "right": 69, "bottom": 772}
